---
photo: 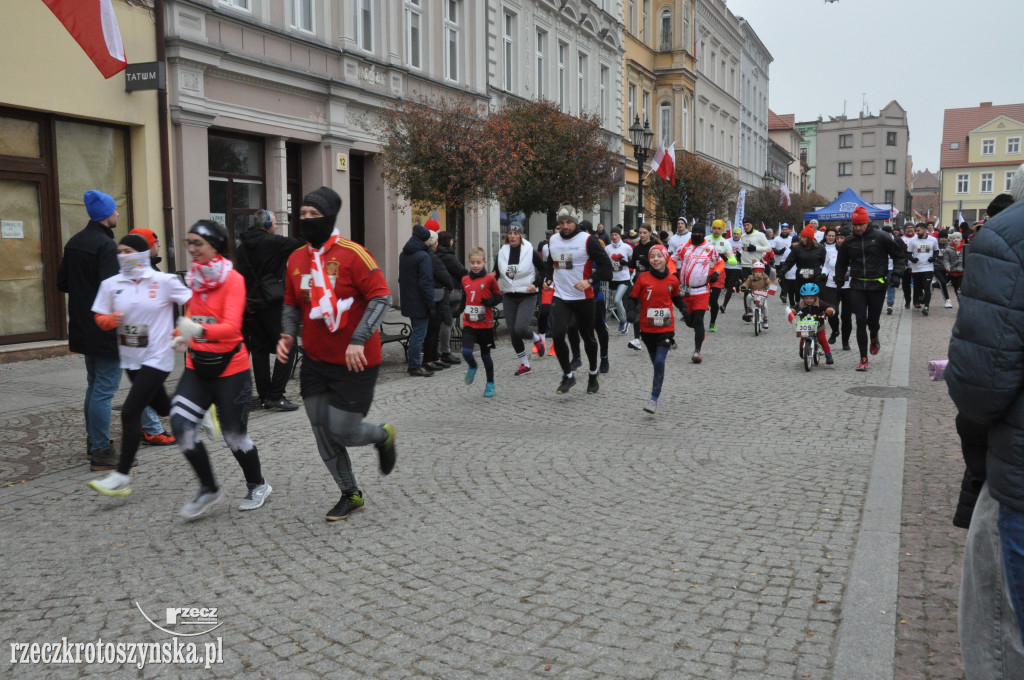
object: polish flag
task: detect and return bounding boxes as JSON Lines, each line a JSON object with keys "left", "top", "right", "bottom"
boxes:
{"left": 43, "top": 0, "right": 127, "bottom": 79}
{"left": 650, "top": 142, "right": 676, "bottom": 185}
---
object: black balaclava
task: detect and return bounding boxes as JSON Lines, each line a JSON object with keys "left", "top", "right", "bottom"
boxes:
{"left": 690, "top": 223, "right": 707, "bottom": 246}
{"left": 300, "top": 186, "right": 342, "bottom": 248}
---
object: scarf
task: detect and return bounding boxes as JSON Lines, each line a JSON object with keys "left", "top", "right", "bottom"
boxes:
{"left": 186, "top": 255, "right": 232, "bottom": 293}
{"left": 117, "top": 252, "right": 151, "bottom": 281}
{"left": 308, "top": 230, "right": 353, "bottom": 332}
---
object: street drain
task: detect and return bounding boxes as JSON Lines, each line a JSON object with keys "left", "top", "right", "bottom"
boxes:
{"left": 845, "top": 385, "right": 913, "bottom": 398}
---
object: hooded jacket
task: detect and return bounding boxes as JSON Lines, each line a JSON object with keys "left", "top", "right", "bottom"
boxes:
{"left": 57, "top": 221, "right": 119, "bottom": 357}
{"left": 833, "top": 224, "right": 906, "bottom": 291}
{"left": 236, "top": 226, "right": 304, "bottom": 306}
{"left": 398, "top": 226, "right": 435, "bottom": 318}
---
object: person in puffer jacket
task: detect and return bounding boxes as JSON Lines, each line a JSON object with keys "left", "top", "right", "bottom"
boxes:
{"left": 939, "top": 231, "right": 966, "bottom": 302}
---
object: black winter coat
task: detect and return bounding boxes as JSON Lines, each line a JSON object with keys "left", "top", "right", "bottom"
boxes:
{"left": 236, "top": 227, "right": 304, "bottom": 306}
{"left": 947, "top": 200, "right": 1024, "bottom": 512}
{"left": 398, "top": 236, "right": 434, "bottom": 318}
{"left": 429, "top": 250, "right": 454, "bottom": 292}
{"left": 436, "top": 244, "right": 468, "bottom": 284}
{"left": 777, "top": 242, "right": 827, "bottom": 287}
{"left": 57, "top": 221, "right": 119, "bottom": 358}
{"left": 834, "top": 224, "right": 906, "bottom": 291}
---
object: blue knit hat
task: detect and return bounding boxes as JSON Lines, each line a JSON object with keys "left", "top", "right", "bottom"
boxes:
{"left": 84, "top": 190, "right": 116, "bottom": 222}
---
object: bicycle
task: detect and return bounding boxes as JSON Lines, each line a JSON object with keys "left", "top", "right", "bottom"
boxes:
{"left": 796, "top": 313, "right": 825, "bottom": 372}
{"left": 748, "top": 289, "right": 769, "bottom": 336}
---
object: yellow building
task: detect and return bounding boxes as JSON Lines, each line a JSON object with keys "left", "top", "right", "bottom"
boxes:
{"left": 623, "top": 1, "right": 697, "bottom": 231}
{"left": 940, "top": 101, "right": 1024, "bottom": 225}
{"left": 0, "top": 0, "right": 164, "bottom": 350}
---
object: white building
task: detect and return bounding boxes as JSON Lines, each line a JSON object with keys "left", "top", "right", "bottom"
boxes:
{"left": 736, "top": 17, "right": 771, "bottom": 191}
{"left": 692, "top": 0, "right": 741, "bottom": 179}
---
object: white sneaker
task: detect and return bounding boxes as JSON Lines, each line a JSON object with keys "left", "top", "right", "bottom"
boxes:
{"left": 643, "top": 399, "right": 657, "bottom": 414}
{"left": 627, "top": 338, "right": 643, "bottom": 351}
{"left": 945, "top": 299, "right": 953, "bottom": 309}
{"left": 239, "top": 482, "right": 272, "bottom": 511}
{"left": 179, "top": 488, "right": 223, "bottom": 519}
{"left": 88, "top": 471, "right": 132, "bottom": 497}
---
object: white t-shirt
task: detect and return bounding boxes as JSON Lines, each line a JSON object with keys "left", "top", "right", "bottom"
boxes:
{"left": 823, "top": 243, "right": 838, "bottom": 288}
{"left": 605, "top": 241, "right": 634, "bottom": 282}
{"left": 907, "top": 235, "right": 940, "bottom": 273}
{"left": 92, "top": 268, "right": 192, "bottom": 372}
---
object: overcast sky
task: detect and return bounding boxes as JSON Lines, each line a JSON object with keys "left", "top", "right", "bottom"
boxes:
{"left": 726, "top": 0, "right": 1024, "bottom": 174}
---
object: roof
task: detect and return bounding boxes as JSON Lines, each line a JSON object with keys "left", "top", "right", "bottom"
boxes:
{"left": 912, "top": 170, "right": 939, "bottom": 190}
{"left": 941, "top": 102, "right": 1024, "bottom": 168}
{"left": 768, "top": 110, "right": 794, "bottom": 131}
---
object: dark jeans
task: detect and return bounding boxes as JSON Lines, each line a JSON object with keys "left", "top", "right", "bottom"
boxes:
{"left": 407, "top": 317, "right": 429, "bottom": 369}
{"left": 998, "top": 504, "right": 1024, "bottom": 647}
{"left": 244, "top": 304, "right": 295, "bottom": 401}
{"left": 423, "top": 299, "right": 445, "bottom": 364}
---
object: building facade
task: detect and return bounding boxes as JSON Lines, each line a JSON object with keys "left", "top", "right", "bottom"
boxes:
{"left": 736, "top": 17, "right": 770, "bottom": 192}
{"left": 795, "top": 119, "right": 819, "bottom": 194}
{"left": 940, "top": 101, "right": 1024, "bottom": 225}
{"left": 814, "top": 100, "right": 910, "bottom": 214}
{"left": 911, "top": 169, "right": 939, "bottom": 221}
{"left": 0, "top": 0, "right": 163, "bottom": 348}
{"left": 767, "top": 111, "right": 801, "bottom": 193}
{"left": 691, "top": 0, "right": 740, "bottom": 179}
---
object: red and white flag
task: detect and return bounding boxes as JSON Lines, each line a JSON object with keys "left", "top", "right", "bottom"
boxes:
{"left": 43, "top": 0, "right": 127, "bottom": 79}
{"left": 650, "top": 142, "right": 676, "bottom": 185}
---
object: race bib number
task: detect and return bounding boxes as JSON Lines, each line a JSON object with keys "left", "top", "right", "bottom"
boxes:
{"left": 300, "top": 273, "right": 336, "bottom": 289}
{"left": 646, "top": 308, "right": 671, "bottom": 327}
{"left": 799, "top": 268, "right": 816, "bottom": 278}
{"left": 552, "top": 252, "right": 573, "bottom": 270}
{"left": 612, "top": 260, "right": 622, "bottom": 272}
{"left": 190, "top": 316, "right": 216, "bottom": 343}
{"left": 464, "top": 305, "right": 485, "bottom": 322}
{"left": 119, "top": 323, "right": 149, "bottom": 348}
{"left": 916, "top": 245, "right": 930, "bottom": 253}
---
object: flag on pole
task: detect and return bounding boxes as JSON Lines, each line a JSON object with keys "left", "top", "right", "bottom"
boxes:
{"left": 778, "top": 185, "right": 791, "bottom": 210}
{"left": 42, "top": 0, "right": 127, "bottom": 79}
{"left": 958, "top": 211, "right": 966, "bottom": 227}
{"left": 913, "top": 209, "right": 924, "bottom": 222}
{"left": 890, "top": 206, "right": 899, "bottom": 220}
{"left": 650, "top": 142, "right": 676, "bottom": 185}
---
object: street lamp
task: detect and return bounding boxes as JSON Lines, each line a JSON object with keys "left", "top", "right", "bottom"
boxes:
{"left": 629, "top": 115, "right": 654, "bottom": 230}
{"left": 762, "top": 169, "right": 773, "bottom": 189}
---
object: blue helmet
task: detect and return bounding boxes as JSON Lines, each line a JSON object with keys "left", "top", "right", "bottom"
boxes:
{"left": 800, "top": 283, "right": 820, "bottom": 297}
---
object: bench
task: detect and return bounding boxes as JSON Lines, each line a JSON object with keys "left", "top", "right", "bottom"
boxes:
{"left": 379, "top": 320, "right": 411, "bottom": 359}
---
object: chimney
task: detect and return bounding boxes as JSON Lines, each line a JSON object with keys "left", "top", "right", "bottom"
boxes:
{"left": 980, "top": 102, "right": 993, "bottom": 107}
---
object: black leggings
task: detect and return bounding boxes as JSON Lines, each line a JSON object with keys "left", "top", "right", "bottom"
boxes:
{"left": 709, "top": 288, "right": 722, "bottom": 324}
{"left": 839, "top": 289, "right": 853, "bottom": 346}
{"left": 593, "top": 297, "right": 609, "bottom": 358}
{"left": 902, "top": 272, "right": 913, "bottom": 304}
{"left": 538, "top": 303, "right": 551, "bottom": 336}
{"left": 171, "top": 368, "right": 263, "bottom": 491}
{"left": 502, "top": 293, "right": 538, "bottom": 355}
{"left": 691, "top": 310, "right": 706, "bottom": 352}
{"left": 912, "top": 271, "right": 934, "bottom": 308}
{"left": 117, "top": 366, "right": 171, "bottom": 474}
{"left": 722, "top": 270, "right": 743, "bottom": 308}
{"left": 949, "top": 274, "right": 962, "bottom": 298}
{"left": 849, "top": 289, "right": 885, "bottom": 360}
{"left": 551, "top": 297, "right": 597, "bottom": 374}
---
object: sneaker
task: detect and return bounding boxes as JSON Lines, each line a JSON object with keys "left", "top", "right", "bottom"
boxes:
{"left": 742, "top": 312, "right": 753, "bottom": 322}
{"left": 719, "top": 304, "right": 727, "bottom": 313}
{"left": 914, "top": 303, "right": 922, "bottom": 309}
{"left": 922, "top": 306, "right": 929, "bottom": 316}
{"left": 141, "top": 430, "right": 176, "bottom": 446}
{"left": 569, "top": 356, "right": 582, "bottom": 372}
{"left": 179, "top": 487, "right": 223, "bottom": 519}
{"left": 828, "top": 332, "right": 838, "bottom": 345}
{"left": 708, "top": 323, "right": 717, "bottom": 333}
{"left": 202, "top": 406, "right": 220, "bottom": 441}
{"left": 857, "top": 358, "right": 869, "bottom": 371}
{"left": 556, "top": 375, "right": 576, "bottom": 394}
{"left": 762, "top": 321, "right": 769, "bottom": 329}
{"left": 904, "top": 302, "right": 911, "bottom": 309}
{"left": 88, "top": 471, "right": 132, "bottom": 497}
{"left": 376, "top": 424, "right": 397, "bottom": 475}
{"left": 239, "top": 482, "right": 272, "bottom": 511}
{"left": 886, "top": 306, "right": 893, "bottom": 315}
{"left": 618, "top": 321, "right": 630, "bottom": 334}
{"left": 599, "top": 357, "right": 609, "bottom": 374}
{"left": 825, "top": 354, "right": 834, "bottom": 365}
{"left": 89, "top": 446, "right": 119, "bottom": 471}
{"left": 587, "top": 374, "right": 599, "bottom": 394}
{"left": 483, "top": 382, "right": 496, "bottom": 398}
{"left": 870, "top": 336, "right": 880, "bottom": 355}
{"left": 514, "top": 364, "right": 532, "bottom": 376}
{"left": 627, "top": 339, "right": 643, "bottom": 351}
{"left": 441, "top": 353, "right": 461, "bottom": 365}
{"left": 842, "top": 343, "right": 851, "bottom": 351}
{"left": 264, "top": 398, "right": 299, "bottom": 412}
{"left": 325, "top": 491, "right": 364, "bottom": 521}
{"left": 945, "top": 299, "right": 954, "bottom": 309}
{"left": 465, "top": 367, "right": 477, "bottom": 385}
{"left": 643, "top": 399, "right": 657, "bottom": 414}
{"left": 691, "top": 352, "right": 702, "bottom": 364}
{"left": 533, "top": 337, "right": 547, "bottom": 355}
{"left": 547, "top": 343, "right": 556, "bottom": 356}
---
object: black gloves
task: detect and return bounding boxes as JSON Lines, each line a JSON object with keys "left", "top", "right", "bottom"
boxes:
{"left": 888, "top": 273, "right": 901, "bottom": 288}
{"left": 709, "top": 271, "right": 720, "bottom": 283}
{"left": 746, "top": 244, "right": 757, "bottom": 252}
{"left": 927, "top": 256, "right": 934, "bottom": 263}
{"left": 908, "top": 256, "right": 918, "bottom": 263}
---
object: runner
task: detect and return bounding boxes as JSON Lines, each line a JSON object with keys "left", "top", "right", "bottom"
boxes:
{"left": 677, "top": 223, "right": 723, "bottom": 363}
{"left": 627, "top": 244, "right": 686, "bottom": 414}
{"left": 739, "top": 218, "right": 772, "bottom": 319}
{"left": 821, "top": 227, "right": 840, "bottom": 343}
{"left": 461, "top": 247, "right": 503, "bottom": 397}
{"left": 720, "top": 225, "right": 745, "bottom": 315}
{"left": 833, "top": 207, "right": 906, "bottom": 371}
{"left": 939, "top": 231, "right": 965, "bottom": 305}
{"left": 276, "top": 186, "right": 396, "bottom": 522}
{"left": 776, "top": 225, "right": 826, "bottom": 315}
{"left": 835, "top": 228, "right": 854, "bottom": 351}
{"left": 605, "top": 226, "right": 634, "bottom": 334}
{"left": 771, "top": 224, "right": 797, "bottom": 306}
{"left": 494, "top": 222, "right": 545, "bottom": 376}
{"left": 170, "top": 220, "right": 272, "bottom": 518}
{"left": 666, "top": 216, "right": 691, "bottom": 254}
{"left": 705, "top": 220, "right": 735, "bottom": 332}
{"left": 899, "top": 222, "right": 916, "bottom": 309}
{"left": 626, "top": 224, "right": 657, "bottom": 351}
{"left": 906, "top": 221, "right": 940, "bottom": 315}
{"left": 87, "top": 234, "right": 193, "bottom": 496}
{"left": 544, "top": 205, "right": 613, "bottom": 394}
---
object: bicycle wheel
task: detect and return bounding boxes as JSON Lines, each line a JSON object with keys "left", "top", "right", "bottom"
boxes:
{"left": 804, "top": 338, "right": 812, "bottom": 371}
{"left": 813, "top": 340, "right": 820, "bottom": 365}
{"left": 754, "top": 306, "right": 761, "bottom": 336}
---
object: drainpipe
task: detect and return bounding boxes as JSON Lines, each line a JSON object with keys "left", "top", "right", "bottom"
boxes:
{"left": 155, "top": 0, "right": 176, "bottom": 271}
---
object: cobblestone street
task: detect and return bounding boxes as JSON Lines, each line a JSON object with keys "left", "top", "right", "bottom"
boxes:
{"left": 0, "top": 302, "right": 967, "bottom": 679}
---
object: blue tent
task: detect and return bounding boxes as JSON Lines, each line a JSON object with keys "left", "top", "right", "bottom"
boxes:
{"left": 804, "top": 188, "right": 892, "bottom": 222}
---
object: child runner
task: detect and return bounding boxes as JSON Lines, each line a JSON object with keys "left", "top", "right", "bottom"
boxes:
{"left": 790, "top": 282, "right": 835, "bottom": 365}
{"left": 461, "top": 247, "right": 503, "bottom": 397}
{"left": 739, "top": 261, "right": 771, "bottom": 330}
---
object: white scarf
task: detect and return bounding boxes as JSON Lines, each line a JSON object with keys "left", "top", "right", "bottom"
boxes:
{"left": 308, "top": 230, "right": 353, "bottom": 332}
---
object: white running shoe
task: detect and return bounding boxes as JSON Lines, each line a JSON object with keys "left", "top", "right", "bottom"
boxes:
{"left": 179, "top": 488, "right": 223, "bottom": 519}
{"left": 239, "top": 482, "right": 272, "bottom": 511}
{"left": 944, "top": 299, "right": 953, "bottom": 309}
{"left": 88, "top": 471, "right": 132, "bottom": 497}
{"left": 627, "top": 338, "right": 643, "bottom": 351}
{"left": 643, "top": 399, "right": 657, "bottom": 414}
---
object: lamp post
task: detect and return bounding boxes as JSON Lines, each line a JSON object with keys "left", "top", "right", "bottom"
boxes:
{"left": 629, "top": 115, "right": 654, "bottom": 231}
{"left": 762, "top": 168, "right": 773, "bottom": 189}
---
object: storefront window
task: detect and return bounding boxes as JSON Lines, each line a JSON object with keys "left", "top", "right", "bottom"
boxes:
{"left": 56, "top": 120, "right": 128, "bottom": 246}
{"left": 208, "top": 132, "right": 264, "bottom": 244}
{"left": 0, "top": 116, "right": 40, "bottom": 157}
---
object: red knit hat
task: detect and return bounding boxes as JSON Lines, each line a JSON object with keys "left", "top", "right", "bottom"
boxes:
{"left": 130, "top": 228, "right": 158, "bottom": 249}
{"left": 425, "top": 218, "right": 441, "bottom": 232}
{"left": 851, "top": 206, "right": 870, "bottom": 224}
{"left": 800, "top": 225, "right": 816, "bottom": 239}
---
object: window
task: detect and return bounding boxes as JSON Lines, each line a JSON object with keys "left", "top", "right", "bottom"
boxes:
{"left": 981, "top": 172, "right": 994, "bottom": 193}
{"left": 599, "top": 66, "right": 608, "bottom": 125}
{"left": 683, "top": 2, "right": 689, "bottom": 54}
{"left": 861, "top": 190, "right": 873, "bottom": 201}
{"left": 950, "top": 141, "right": 960, "bottom": 150}
{"left": 956, "top": 173, "right": 969, "bottom": 194}
{"left": 444, "top": 1, "right": 460, "bottom": 81}
{"left": 628, "top": 84, "right": 636, "bottom": 126}
{"left": 535, "top": 31, "right": 545, "bottom": 96}
{"left": 1007, "top": 171, "right": 1016, "bottom": 192}
{"left": 981, "top": 138, "right": 995, "bottom": 155}
{"left": 642, "top": 91, "right": 649, "bottom": 124}
{"left": 577, "top": 53, "right": 587, "bottom": 113}
{"left": 709, "top": 52, "right": 715, "bottom": 80}
{"left": 660, "top": 10, "right": 671, "bottom": 50}
{"left": 354, "top": 0, "right": 372, "bottom": 51}
{"left": 290, "top": 0, "right": 313, "bottom": 31}
{"left": 839, "top": 162, "right": 852, "bottom": 176}
{"left": 641, "top": 0, "right": 649, "bottom": 43}
{"left": 886, "top": 159, "right": 896, "bottom": 174}
{"left": 557, "top": 42, "right": 567, "bottom": 111}
{"left": 729, "top": 68, "right": 735, "bottom": 95}
{"left": 208, "top": 132, "right": 265, "bottom": 243}
{"left": 220, "top": 0, "right": 250, "bottom": 10}
{"left": 405, "top": 0, "right": 421, "bottom": 69}
{"left": 1009, "top": 137, "right": 1021, "bottom": 155}
{"left": 628, "top": 0, "right": 635, "bottom": 34}
{"left": 887, "top": 131, "right": 897, "bottom": 146}
{"left": 709, "top": 123, "right": 715, "bottom": 155}
{"left": 698, "top": 116, "right": 704, "bottom": 151}
{"left": 502, "top": 11, "right": 515, "bottom": 90}
{"left": 682, "top": 97, "right": 689, "bottom": 150}
{"left": 885, "top": 190, "right": 895, "bottom": 205}
{"left": 659, "top": 101, "right": 671, "bottom": 146}
{"left": 862, "top": 132, "right": 875, "bottom": 147}
{"left": 839, "top": 134, "right": 852, "bottom": 149}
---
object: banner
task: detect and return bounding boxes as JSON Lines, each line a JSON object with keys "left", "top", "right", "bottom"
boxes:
{"left": 733, "top": 188, "right": 746, "bottom": 232}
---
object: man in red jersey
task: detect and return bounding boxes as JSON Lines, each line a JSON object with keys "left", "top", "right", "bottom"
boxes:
{"left": 276, "top": 187, "right": 396, "bottom": 522}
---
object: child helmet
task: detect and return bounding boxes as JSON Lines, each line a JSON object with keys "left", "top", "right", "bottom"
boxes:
{"left": 800, "top": 282, "right": 819, "bottom": 296}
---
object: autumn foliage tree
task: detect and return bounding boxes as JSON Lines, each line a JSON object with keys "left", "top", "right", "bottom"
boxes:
{"left": 649, "top": 152, "right": 738, "bottom": 225}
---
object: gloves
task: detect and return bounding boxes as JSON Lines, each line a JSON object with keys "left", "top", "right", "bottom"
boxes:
{"left": 171, "top": 335, "right": 190, "bottom": 353}
{"left": 908, "top": 256, "right": 918, "bottom": 263}
{"left": 927, "top": 256, "right": 934, "bottom": 263}
{"left": 888, "top": 273, "right": 902, "bottom": 288}
{"left": 709, "top": 271, "right": 720, "bottom": 283}
{"left": 177, "top": 316, "right": 204, "bottom": 340}
{"left": 746, "top": 244, "right": 757, "bottom": 252}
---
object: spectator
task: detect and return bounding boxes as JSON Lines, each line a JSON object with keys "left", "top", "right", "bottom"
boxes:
{"left": 398, "top": 224, "right": 436, "bottom": 376}
{"left": 422, "top": 229, "right": 454, "bottom": 371}
{"left": 435, "top": 230, "right": 467, "bottom": 364}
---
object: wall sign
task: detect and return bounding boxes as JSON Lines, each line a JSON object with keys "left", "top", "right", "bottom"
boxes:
{"left": 1, "top": 220, "right": 24, "bottom": 239}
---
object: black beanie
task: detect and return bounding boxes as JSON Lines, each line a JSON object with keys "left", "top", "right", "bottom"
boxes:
{"left": 119, "top": 234, "right": 150, "bottom": 253}
{"left": 691, "top": 222, "right": 707, "bottom": 236}
{"left": 988, "top": 193, "right": 1014, "bottom": 218}
{"left": 412, "top": 224, "right": 430, "bottom": 242}
{"left": 302, "top": 186, "right": 342, "bottom": 218}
